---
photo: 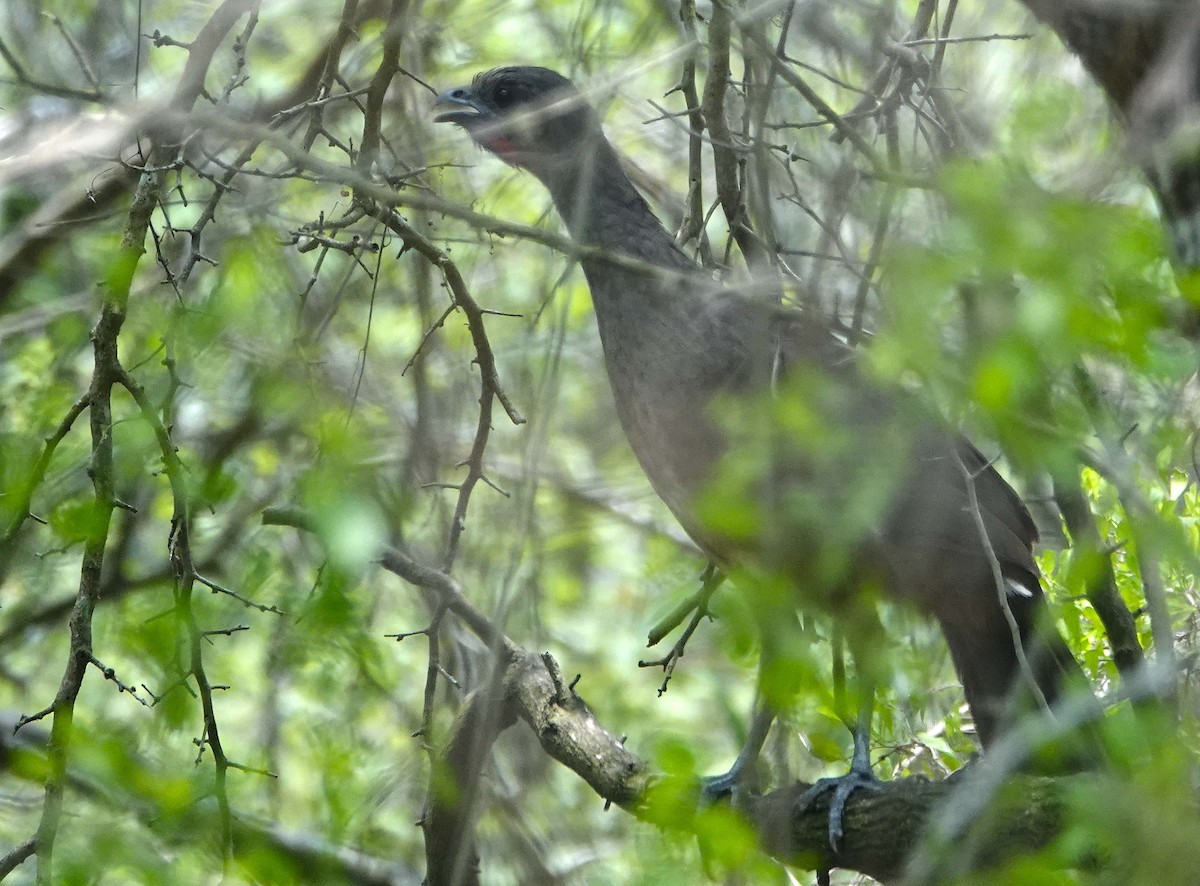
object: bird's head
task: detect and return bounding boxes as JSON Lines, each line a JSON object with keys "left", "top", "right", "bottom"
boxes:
{"left": 434, "top": 66, "right": 602, "bottom": 177}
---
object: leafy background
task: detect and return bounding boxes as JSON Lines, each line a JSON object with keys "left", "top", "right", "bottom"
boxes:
{"left": 0, "top": 0, "right": 1197, "bottom": 883}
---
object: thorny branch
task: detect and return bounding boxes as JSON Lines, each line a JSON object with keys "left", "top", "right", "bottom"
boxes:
{"left": 262, "top": 506, "right": 1133, "bottom": 886}
{"left": 11, "top": 1, "right": 260, "bottom": 878}
{"left": 638, "top": 564, "right": 724, "bottom": 694}
{"left": 5, "top": 2, "right": 1198, "bottom": 884}
{"left": 370, "top": 204, "right": 525, "bottom": 571}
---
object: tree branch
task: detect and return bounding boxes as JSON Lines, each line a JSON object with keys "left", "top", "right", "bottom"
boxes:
{"left": 263, "top": 507, "right": 1125, "bottom": 883}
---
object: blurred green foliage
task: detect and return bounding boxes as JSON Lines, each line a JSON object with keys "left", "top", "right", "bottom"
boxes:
{"left": 0, "top": 0, "right": 1197, "bottom": 884}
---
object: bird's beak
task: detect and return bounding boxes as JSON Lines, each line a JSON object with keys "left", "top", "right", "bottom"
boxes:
{"left": 433, "top": 87, "right": 490, "bottom": 126}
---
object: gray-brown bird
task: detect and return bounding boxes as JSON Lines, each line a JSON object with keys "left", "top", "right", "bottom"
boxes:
{"left": 435, "top": 66, "right": 1092, "bottom": 840}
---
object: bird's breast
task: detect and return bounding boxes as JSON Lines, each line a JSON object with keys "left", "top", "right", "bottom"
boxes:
{"left": 586, "top": 279, "right": 757, "bottom": 554}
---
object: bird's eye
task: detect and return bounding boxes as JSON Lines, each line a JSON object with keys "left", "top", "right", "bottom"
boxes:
{"left": 494, "top": 86, "right": 514, "bottom": 108}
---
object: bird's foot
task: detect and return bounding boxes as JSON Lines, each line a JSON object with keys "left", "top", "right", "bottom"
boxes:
{"left": 699, "top": 764, "right": 752, "bottom": 805}
{"left": 797, "top": 764, "right": 883, "bottom": 851}
{"left": 700, "top": 705, "right": 774, "bottom": 805}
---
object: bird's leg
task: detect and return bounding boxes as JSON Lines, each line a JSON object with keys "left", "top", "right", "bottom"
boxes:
{"left": 701, "top": 696, "right": 774, "bottom": 803}
{"left": 701, "top": 601, "right": 801, "bottom": 804}
{"left": 797, "top": 652, "right": 883, "bottom": 850}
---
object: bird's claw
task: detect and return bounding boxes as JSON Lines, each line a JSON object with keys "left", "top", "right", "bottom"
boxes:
{"left": 699, "top": 768, "right": 748, "bottom": 805}
{"left": 700, "top": 772, "right": 732, "bottom": 803}
{"left": 797, "top": 766, "right": 883, "bottom": 851}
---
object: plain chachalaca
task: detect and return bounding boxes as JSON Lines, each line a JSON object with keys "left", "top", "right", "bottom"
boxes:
{"left": 434, "top": 66, "right": 1090, "bottom": 826}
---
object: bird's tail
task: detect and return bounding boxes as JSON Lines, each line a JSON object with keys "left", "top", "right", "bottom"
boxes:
{"left": 938, "top": 588, "right": 1098, "bottom": 766}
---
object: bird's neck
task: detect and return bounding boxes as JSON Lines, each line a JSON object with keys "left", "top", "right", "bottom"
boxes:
{"left": 537, "top": 138, "right": 693, "bottom": 277}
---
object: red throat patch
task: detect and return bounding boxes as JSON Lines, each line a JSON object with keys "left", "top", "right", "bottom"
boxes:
{"left": 484, "top": 137, "right": 517, "bottom": 156}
